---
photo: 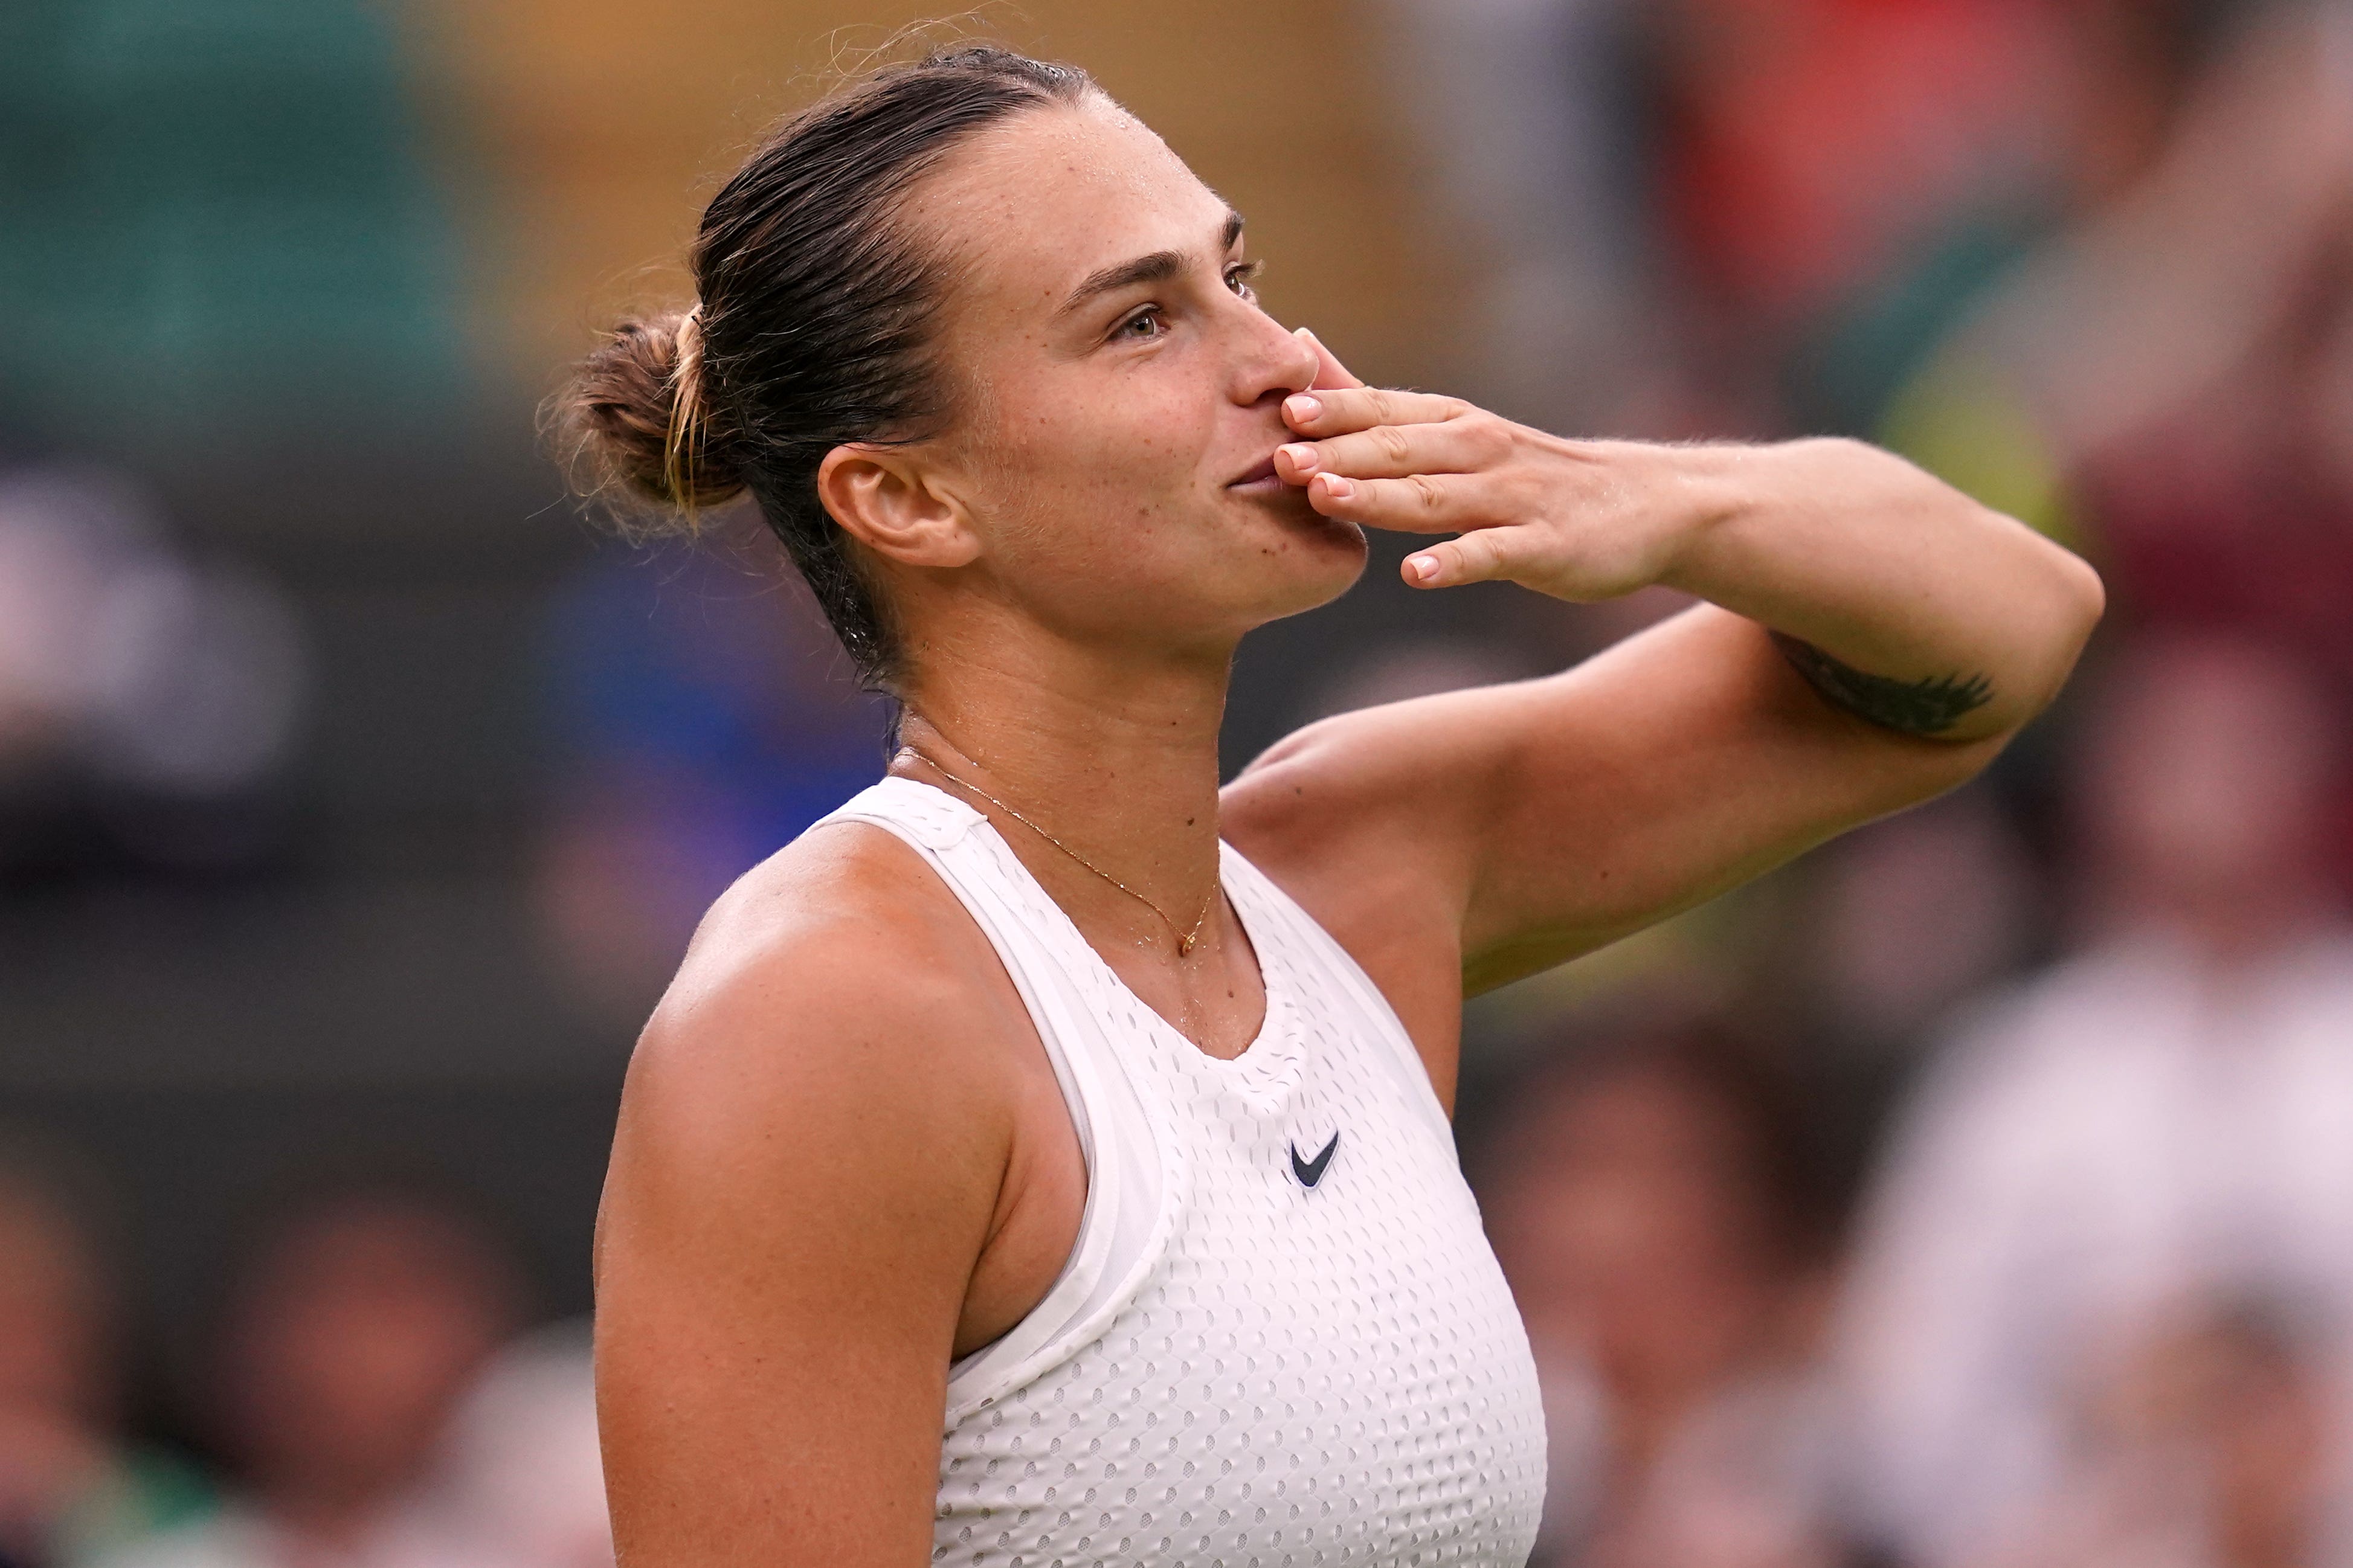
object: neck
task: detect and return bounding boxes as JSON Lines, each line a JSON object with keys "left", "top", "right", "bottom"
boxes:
{"left": 892, "top": 624, "right": 1234, "bottom": 951}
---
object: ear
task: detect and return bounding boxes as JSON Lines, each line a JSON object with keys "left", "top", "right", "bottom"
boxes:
{"left": 815, "top": 444, "right": 982, "bottom": 568}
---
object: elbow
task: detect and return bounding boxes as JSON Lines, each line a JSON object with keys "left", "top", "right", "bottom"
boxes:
{"left": 2027, "top": 538, "right": 2107, "bottom": 716}
{"left": 2035, "top": 517, "right": 2107, "bottom": 640}
{"left": 1933, "top": 527, "right": 2106, "bottom": 748}
{"left": 1966, "top": 533, "right": 2104, "bottom": 747}
{"left": 2064, "top": 547, "right": 2108, "bottom": 644}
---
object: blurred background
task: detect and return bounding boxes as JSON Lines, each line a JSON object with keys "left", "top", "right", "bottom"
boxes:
{"left": 3, "top": 0, "right": 2351, "bottom": 1564}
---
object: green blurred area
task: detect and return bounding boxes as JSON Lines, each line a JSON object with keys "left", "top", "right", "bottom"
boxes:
{"left": 0, "top": 0, "right": 471, "bottom": 455}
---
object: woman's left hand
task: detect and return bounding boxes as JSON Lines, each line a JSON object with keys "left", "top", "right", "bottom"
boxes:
{"left": 1274, "top": 355, "right": 1710, "bottom": 600}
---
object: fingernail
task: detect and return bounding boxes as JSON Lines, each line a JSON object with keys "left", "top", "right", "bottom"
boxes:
{"left": 1280, "top": 443, "right": 1318, "bottom": 474}
{"left": 1319, "top": 474, "right": 1354, "bottom": 501}
{"left": 1408, "top": 553, "right": 1438, "bottom": 582}
{"left": 1286, "top": 394, "right": 1321, "bottom": 424}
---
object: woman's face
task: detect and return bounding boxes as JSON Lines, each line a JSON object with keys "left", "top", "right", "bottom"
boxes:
{"left": 894, "top": 96, "right": 1369, "bottom": 657}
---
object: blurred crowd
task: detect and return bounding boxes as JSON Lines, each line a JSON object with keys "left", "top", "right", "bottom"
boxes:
{"left": 6, "top": 0, "right": 2353, "bottom": 1564}
{"left": 1411, "top": 2, "right": 2353, "bottom": 1565}
{"left": 0, "top": 1149, "right": 608, "bottom": 1568}
{"left": 1474, "top": 632, "right": 2353, "bottom": 1568}
{"left": 0, "top": 465, "right": 305, "bottom": 881}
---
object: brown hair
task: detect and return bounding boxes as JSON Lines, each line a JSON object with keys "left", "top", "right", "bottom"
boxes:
{"left": 554, "top": 43, "right": 1095, "bottom": 687}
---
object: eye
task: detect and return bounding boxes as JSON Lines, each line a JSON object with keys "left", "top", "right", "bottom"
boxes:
{"left": 1115, "top": 306, "right": 1167, "bottom": 341}
{"left": 1226, "top": 261, "right": 1262, "bottom": 299}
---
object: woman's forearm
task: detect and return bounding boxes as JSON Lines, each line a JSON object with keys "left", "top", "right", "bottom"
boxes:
{"left": 1657, "top": 438, "right": 2104, "bottom": 743}
{"left": 1270, "top": 387, "right": 2102, "bottom": 744}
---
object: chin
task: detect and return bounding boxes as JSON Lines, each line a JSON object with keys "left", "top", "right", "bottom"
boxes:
{"left": 1247, "top": 518, "right": 1368, "bottom": 623}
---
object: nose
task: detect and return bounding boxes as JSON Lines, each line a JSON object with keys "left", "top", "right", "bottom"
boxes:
{"left": 1227, "top": 299, "right": 1319, "bottom": 407}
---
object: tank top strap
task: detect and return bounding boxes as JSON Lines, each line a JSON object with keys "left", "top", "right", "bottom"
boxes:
{"left": 808, "top": 776, "right": 1176, "bottom": 1421}
{"left": 813, "top": 776, "right": 1143, "bottom": 1015}
{"left": 814, "top": 770, "right": 988, "bottom": 850}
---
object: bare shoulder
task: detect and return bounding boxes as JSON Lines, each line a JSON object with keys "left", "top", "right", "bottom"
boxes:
{"left": 604, "top": 820, "right": 1034, "bottom": 1271}
{"left": 654, "top": 816, "right": 1010, "bottom": 1066}
{"left": 1224, "top": 699, "right": 1495, "bottom": 858}
{"left": 594, "top": 822, "right": 1042, "bottom": 1566}
{"left": 1222, "top": 687, "right": 1520, "bottom": 925}
{"left": 1221, "top": 699, "right": 1514, "bottom": 1108}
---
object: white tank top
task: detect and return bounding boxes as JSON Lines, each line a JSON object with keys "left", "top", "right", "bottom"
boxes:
{"left": 814, "top": 777, "right": 1547, "bottom": 1568}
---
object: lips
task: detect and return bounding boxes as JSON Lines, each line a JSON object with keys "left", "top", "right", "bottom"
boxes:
{"left": 1228, "top": 453, "right": 1282, "bottom": 489}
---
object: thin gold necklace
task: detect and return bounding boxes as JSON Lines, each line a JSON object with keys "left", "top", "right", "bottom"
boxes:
{"left": 895, "top": 744, "right": 1218, "bottom": 956}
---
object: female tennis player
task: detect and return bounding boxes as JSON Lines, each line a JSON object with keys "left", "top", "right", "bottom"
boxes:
{"left": 565, "top": 43, "right": 2101, "bottom": 1568}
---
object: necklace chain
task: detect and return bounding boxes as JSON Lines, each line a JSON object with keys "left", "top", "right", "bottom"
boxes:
{"left": 895, "top": 745, "right": 1217, "bottom": 956}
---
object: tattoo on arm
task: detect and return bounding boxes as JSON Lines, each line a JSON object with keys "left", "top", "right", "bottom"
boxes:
{"left": 1769, "top": 631, "right": 1994, "bottom": 737}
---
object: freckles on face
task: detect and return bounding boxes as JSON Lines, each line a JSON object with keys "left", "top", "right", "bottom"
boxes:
{"left": 922, "top": 107, "right": 1223, "bottom": 503}
{"left": 903, "top": 99, "right": 1360, "bottom": 628}
{"left": 997, "top": 344, "right": 1218, "bottom": 550}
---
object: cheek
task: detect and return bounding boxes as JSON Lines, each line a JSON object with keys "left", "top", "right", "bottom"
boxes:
{"left": 976, "top": 365, "right": 1219, "bottom": 541}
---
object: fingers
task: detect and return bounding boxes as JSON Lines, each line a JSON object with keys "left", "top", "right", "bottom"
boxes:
{"left": 1400, "top": 527, "right": 1535, "bottom": 590}
{"left": 1302, "top": 469, "right": 1485, "bottom": 534}
{"left": 1284, "top": 383, "right": 1467, "bottom": 439}
{"left": 1275, "top": 363, "right": 1531, "bottom": 591}
{"left": 1300, "top": 474, "right": 1533, "bottom": 588}
{"left": 1293, "top": 327, "right": 1365, "bottom": 391}
{"left": 1275, "top": 416, "right": 1503, "bottom": 484}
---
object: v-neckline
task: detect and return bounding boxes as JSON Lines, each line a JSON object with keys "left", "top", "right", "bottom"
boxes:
{"left": 894, "top": 776, "right": 1292, "bottom": 1070}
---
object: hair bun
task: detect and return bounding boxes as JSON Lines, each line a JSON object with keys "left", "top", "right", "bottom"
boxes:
{"left": 555, "top": 309, "right": 748, "bottom": 519}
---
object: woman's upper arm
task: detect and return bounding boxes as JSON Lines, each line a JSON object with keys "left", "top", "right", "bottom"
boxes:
{"left": 1228, "top": 605, "right": 1998, "bottom": 1001}
{"left": 1445, "top": 606, "right": 2000, "bottom": 985}
{"left": 593, "top": 919, "right": 1009, "bottom": 1568}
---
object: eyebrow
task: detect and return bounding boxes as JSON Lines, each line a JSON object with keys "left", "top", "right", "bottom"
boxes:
{"left": 1055, "top": 210, "right": 1247, "bottom": 318}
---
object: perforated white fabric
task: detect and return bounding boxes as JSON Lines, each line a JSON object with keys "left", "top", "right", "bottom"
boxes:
{"left": 814, "top": 777, "right": 1547, "bottom": 1568}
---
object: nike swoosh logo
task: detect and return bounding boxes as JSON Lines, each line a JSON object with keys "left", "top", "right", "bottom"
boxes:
{"left": 1290, "top": 1131, "right": 1340, "bottom": 1189}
